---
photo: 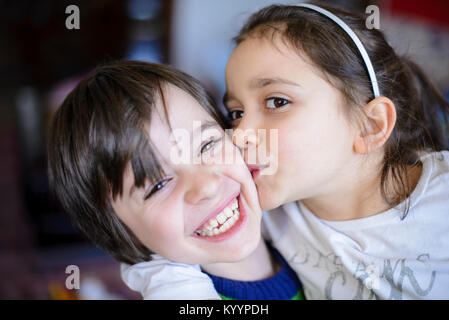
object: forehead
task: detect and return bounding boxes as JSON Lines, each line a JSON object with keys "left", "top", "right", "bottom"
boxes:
{"left": 225, "top": 36, "right": 328, "bottom": 93}
{"left": 227, "top": 36, "right": 301, "bottom": 72}
{"left": 151, "top": 84, "right": 214, "bottom": 134}
{"left": 148, "top": 84, "right": 220, "bottom": 159}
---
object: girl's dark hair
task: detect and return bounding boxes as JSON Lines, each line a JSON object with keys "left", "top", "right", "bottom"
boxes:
{"left": 235, "top": 3, "right": 449, "bottom": 216}
{"left": 47, "top": 60, "right": 228, "bottom": 264}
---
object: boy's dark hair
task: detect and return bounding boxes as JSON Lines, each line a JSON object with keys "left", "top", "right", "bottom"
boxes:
{"left": 47, "top": 60, "right": 228, "bottom": 264}
{"left": 235, "top": 3, "right": 449, "bottom": 217}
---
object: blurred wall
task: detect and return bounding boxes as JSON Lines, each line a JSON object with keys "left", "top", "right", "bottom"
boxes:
{"left": 169, "top": 0, "right": 300, "bottom": 99}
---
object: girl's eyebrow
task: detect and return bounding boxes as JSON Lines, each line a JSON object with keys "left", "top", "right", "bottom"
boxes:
{"left": 249, "top": 77, "right": 302, "bottom": 89}
{"left": 223, "top": 77, "right": 302, "bottom": 105}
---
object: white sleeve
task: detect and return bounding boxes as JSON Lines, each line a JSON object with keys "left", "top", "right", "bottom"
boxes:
{"left": 120, "top": 254, "right": 221, "bottom": 300}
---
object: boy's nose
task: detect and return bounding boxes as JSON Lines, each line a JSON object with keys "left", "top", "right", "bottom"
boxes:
{"left": 184, "top": 169, "right": 222, "bottom": 205}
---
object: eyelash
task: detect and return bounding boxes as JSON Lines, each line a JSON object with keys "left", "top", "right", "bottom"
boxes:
{"left": 228, "top": 110, "right": 244, "bottom": 122}
{"left": 227, "top": 96, "right": 291, "bottom": 122}
{"left": 199, "top": 137, "right": 221, "bottom": 156}
{"left": 144, "top": 178, "right": 172, "bottom": 200}
{"left": 265, "top": 97, "right": 291, "bottom": 109}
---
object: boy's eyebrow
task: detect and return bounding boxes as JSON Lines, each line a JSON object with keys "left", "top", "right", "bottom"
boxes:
{"left": 223, "top": 77, "right": 301, "bottom": 105}
{"left": 193, "top": 120, "right": 220, "bottom": 133}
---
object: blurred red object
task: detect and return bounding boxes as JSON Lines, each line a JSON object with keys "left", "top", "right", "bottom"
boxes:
{"left": 386, "top": 0, "right": 449, "bottom": 29}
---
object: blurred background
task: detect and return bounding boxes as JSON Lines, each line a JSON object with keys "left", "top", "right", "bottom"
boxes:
{"left": 0, "top": 0, "right": 448, "bottom": 299}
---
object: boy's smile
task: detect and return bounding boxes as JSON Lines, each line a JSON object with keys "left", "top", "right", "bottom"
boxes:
{"left": 192, "top": 193, "right": 246, "bottom": 242}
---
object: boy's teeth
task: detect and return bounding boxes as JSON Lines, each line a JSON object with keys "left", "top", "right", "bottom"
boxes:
{"left": 210, "top": 220, "right": 218, "bottom": 228}
{"left": 224, "top": 207, "right": 233, "bottom": 218}
{"left": 216, "top": 213, "right": 227, "bottom": 224}
{"left": 195, "top": 199, "right": 240, "bottom": 237}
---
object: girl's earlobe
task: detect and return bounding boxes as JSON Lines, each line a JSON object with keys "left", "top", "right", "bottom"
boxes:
{"left": 353, "top": 96, "right": 397, "bottom": 155}
{"left": 354, "top": 132, "right": 369, "bottom": 154}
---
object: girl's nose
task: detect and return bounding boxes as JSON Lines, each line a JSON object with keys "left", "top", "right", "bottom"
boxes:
{"left": 232, "top": 120, "right": 260, "bottom": 150}
{"left": 184, "top": 169, "right": 222, "bottom": 205}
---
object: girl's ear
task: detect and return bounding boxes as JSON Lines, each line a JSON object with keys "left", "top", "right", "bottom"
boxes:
{"left": 353, "top": 96, "right": 397, "bottom": 155}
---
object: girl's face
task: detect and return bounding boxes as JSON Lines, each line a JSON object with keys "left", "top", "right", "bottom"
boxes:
{"left": 225, "top": 36, "right": 359, "bottom": 211}
{"left": 112, "top": 84, "right": 262, "bottom": 265}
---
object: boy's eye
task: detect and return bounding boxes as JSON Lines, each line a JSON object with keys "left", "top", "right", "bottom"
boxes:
{"left": 266, "top": 97, "right": 290, "bottom": 109}
{"left": 200, "top": 138, "right": 221, "bottom": 154}
{"left": 201, "top": 140, "right": 215, "bottom": 154}
{"left": 144, "top": 178, "right": 172, "bottom": 200}
{"left": 228, "top": 110, "right": 244, "bottom": 121}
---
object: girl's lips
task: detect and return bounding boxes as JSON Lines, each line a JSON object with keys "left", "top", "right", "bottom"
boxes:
{"left": 251, "top": 169, "right": 260, "bottom": 180}
{"left": 247, "top": 164, "right": 268, "bottom": 180}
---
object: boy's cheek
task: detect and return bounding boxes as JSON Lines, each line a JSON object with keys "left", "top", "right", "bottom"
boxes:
{"left": 222, "top": 138, "right": 244, "bottom": 164}
{"left": 137, "top": 215, "right": 184, "bottom": 256}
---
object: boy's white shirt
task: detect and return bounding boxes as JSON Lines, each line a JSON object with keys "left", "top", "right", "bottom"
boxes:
{"left": 121, "top": 151, "right": 449, "bottom": 299}
{"left": 120, "top": 253, "right": 220, "bottom": 300}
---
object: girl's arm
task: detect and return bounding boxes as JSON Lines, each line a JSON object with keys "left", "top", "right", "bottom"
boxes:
{"left": 120, "top": 254, "right": 220, "bottom": 300}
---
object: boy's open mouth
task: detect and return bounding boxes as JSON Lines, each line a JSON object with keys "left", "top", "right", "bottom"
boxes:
{"left": 193, "top": 195, "right": 243, "bottom": 239}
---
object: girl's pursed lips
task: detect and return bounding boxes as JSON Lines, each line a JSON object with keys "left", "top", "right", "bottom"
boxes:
{"left": 246, "top": 164, "right": 269, "bottom": 180}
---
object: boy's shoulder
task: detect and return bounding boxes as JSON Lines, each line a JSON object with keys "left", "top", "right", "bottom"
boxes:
{"left": 120, "top": 255, "right": 220, "bottom": 300}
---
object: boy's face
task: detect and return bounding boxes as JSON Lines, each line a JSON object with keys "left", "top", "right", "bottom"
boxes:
{"left": 112, "top": 84, "right": 262, "bottom": 265}
{"left": 225, "top": 36, "right": 359, "bottom": 211}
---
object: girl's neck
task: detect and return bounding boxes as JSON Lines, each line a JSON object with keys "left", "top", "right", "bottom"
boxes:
{"left": 200, "top": 239, "right": 278, "bottom": 281}
{"left": 302, "top": 158, "right": 423, "bottom": 221}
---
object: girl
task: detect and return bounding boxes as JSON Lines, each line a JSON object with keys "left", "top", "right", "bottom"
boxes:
{"left": 47, "top": 60, "right": 304, "bottom": 300}
{"left": 123, "top": 3, "right": 449, "bottom": 299}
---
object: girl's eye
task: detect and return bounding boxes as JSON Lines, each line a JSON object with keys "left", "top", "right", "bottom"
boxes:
{"left": 228, "top": 110, "right": 244, "bottom": 121}
{"left": 144, "top": 178, "right": 172, "bottom": 200}
{"left": 266, "top": 97, "right": 290, "bottom": 109}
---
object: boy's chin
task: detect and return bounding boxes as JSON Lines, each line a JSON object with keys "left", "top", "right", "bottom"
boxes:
{"left": 207, "top": 245, "right": 261, "bottom": 266}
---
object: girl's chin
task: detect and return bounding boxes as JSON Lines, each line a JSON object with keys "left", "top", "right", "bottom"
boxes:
{"left": 256, "top": 187, "right": 280, "bottom": 211}
{"left": 255, "top": 179, "right": 287, "bottom": 210}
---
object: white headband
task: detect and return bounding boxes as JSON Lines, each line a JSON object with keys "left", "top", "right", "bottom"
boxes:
{"left": 296, "top": 3, "right": 380, "bottom": 98}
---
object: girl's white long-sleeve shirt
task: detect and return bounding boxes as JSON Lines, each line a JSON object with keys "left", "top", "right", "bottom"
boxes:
{"left": 121, "top": 151, "right": 449, "bottom": 299}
